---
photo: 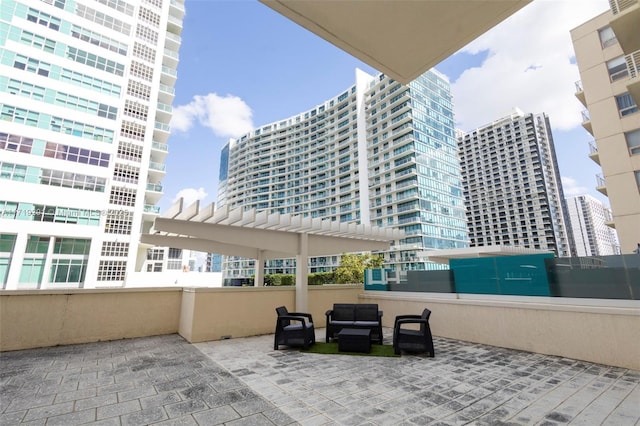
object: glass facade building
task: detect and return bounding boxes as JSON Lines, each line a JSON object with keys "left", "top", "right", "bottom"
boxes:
{"left": 218, "top": 69, "right": 469, "bottom": 282}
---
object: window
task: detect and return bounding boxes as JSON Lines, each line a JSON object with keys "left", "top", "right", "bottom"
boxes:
{"left": 598, "top": 26, "right": 617, "bottom": 48}
{"left": 626, "top": 129, "right": 640, "bottom": 156}
{"left": 616, "top": 93, "right": 638, "bottom": 117}
{"left": 607, "top": 56, "right": 628, "bottom": 82}
{"left": 101, "top": 241, "right": 129, "bottom": 257}
{"left": 97, "top": 260, "right": 126, "bottom": 281}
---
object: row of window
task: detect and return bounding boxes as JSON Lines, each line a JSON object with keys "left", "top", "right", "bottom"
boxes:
{"left": 1, "top": 50, "right": 121, "bottom": 96}
{"left": 0, "top": 104, "right": 114, "bottom": 143}
{"left": 0, "top": 161, "right": 107, "bottom": 192}
{"left": 4, "top": 24, "right": 126, "bottom": 76}
{"left": 1, "top": 76, "right": 118, "bottom": 119}
{"left": 76, "top": 4, "right": 131, "bottom": 35}
{"left": 0, "top": 133, "right": 111, "bottom": 167}
{"left": 0, "top": 201, "right": 102, "bottom": 225}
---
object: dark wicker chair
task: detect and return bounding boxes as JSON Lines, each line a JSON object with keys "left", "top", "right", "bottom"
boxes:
{"left": 274, "top": 306, "right": 316, "bottom": 350}
{"left": 392, "top": 308, "right": 434, "bottom": 356}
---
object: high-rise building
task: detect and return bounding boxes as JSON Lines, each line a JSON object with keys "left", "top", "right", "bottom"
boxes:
{"left": 566, "top": 194, "right": 620, "bottom": 256}
{"left": 571, "top": 1, "right": 640, "bottom": 254}
{"left": 457, "top": 109, "right": 573, "bottom": 257}
{"left": 0, "top": 0, "right": 184, "bottom": 289}
{"left": 218, "top": 69, "right": 469, "bottom": 282}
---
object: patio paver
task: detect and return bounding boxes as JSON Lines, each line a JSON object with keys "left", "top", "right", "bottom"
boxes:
{"left": 1, "top": 331, "right": 638, "bottom": 425}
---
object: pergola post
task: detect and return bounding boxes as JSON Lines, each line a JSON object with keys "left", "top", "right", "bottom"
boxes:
{"left": 296, "top": 233, "right": 309, "bottom": 312}
{"left": 255, "top": 249, "right": 264, "bottom": 286}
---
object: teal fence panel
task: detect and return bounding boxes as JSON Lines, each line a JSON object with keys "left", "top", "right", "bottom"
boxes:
{"left": 451, "top": 254, "right": 554, "bottom": 296}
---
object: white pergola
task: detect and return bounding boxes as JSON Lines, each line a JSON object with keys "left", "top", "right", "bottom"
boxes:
{"left": 140, "top": 199, "right": 404, "bottom": 310}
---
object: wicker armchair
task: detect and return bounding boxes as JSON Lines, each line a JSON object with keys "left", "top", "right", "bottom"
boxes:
{"left": 274, "top": 306, "right": 316, "bottom": 350}
{"left": 392, "top": 308, "right": 434, "bottom": 356}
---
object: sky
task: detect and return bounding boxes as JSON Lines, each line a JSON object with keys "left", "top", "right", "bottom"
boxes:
{"left": 162, "top": 0, "right": 611, "bottom": 213}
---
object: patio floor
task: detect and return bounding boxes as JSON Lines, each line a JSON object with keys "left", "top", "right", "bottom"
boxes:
{"left": 1, "top": 330, "right": 638, "bottom": 425}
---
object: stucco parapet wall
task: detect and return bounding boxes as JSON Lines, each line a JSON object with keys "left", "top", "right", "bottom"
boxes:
{"left": 181, "top": 283, "right": 363, "bottom": 293}
{"left": 0, "top": 287, "right": 183, "bottom": 296}
{"left": 361, "top": 292, "right": 640, "bottom": 316}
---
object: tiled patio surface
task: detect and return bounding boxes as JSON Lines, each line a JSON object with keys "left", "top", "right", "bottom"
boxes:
{"left": 1, "top": 330, "right": 638, "bottom": 425}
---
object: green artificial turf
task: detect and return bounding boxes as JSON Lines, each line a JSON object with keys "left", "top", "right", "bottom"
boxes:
{"left": 301, "top": 342, "right": 400, "bottom": 357}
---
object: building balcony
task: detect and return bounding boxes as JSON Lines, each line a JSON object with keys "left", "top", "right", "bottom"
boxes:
{"left": 626, "top": 50, "right": 640, "bottom": 105}
{"left": 169, "top": 0, "right": 185, "bottom": 19}
{"left": 588, "top": 140, "right": 600, "bottom": 165}
{"left": 610, "top": 0, "right": 640, "bottom": 53}
{"left": 143, "top": 203, "right": 161, "bottom": 215}
{"left": 596, "top": 173, "right": 608, "bottom": 196}
{"left": 581, "top": 109, "right": 593, "bottom": 134}
{"left": 148, "top": 161, "right": 166, "bottom": 177}
{"left": 574, "top": 80, "right": 586, "bottom": 106}
{"left": 167, "top": 13, "right": 183, "bottom": 35}
{"left": 154, "top": 122, "right": 171, "bottom": 143}
{"left": 158, "top": 84, "right": 175, "bottom": 105}
{"left": 160, "top": 65, "right": 178, "bottom": 85}
{"left": 155, "top": 102, "right": 173, "bottom": 124}
{"left": 163, "top": 48, "right": 179, "bottom": 68}
{"left": 164, "top": 31, "right": 181, "bottom": 51}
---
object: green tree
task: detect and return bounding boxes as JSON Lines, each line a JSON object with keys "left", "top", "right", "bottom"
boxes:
{"left": 334, "top": 253, "right": 385, "bottom": 284}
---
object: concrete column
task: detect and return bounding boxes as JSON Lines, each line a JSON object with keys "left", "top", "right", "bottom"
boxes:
{"left": 5, "top": 233, "right": 28, "bottom": 290}
{"left": 254, "top": 249, "right": 264, "bottom": 286}
{"left": 295, "top": 233, "right": 309, "bottom": 312}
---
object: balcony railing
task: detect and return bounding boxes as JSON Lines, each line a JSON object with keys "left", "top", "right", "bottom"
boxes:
{"left": 146, "top": 183, "right": 163, "bottom": 192}
{"left": 144, "top": 204, "right": 160, "bottom": 214}
{"left": 609, "top": 0, "right": 637, "bottom": 14}
{"left": 581, "top": 109, "right": 591, "bottom": 122}
{"left": 575, "top": 80, "right": 584, "bottom": 92}
{"left": 152, "top": 141, "right": 168, "bottom": 151}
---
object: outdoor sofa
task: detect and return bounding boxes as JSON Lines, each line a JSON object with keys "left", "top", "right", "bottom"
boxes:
{"left": 325, "top": 303, "right": 383, "bottom": 344}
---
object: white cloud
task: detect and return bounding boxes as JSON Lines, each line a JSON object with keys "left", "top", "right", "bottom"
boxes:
{"left": 171, "top": 93, "right": 254, "bottom": 138}
{"left": 562, "top": 176, "right": 590, "bottom": 196}
{"left": 172, "top": 187, "right": 208, "bottom": 207}
{"left": 451, "top": 0, "right": 609, "bottom": 132}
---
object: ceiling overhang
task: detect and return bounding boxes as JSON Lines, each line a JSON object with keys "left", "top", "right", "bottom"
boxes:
{"left": 423, "top": 246, "right": 553, "bottom": 265}
{"left": 259, "top": 0, "right": 532, "bottom": 84}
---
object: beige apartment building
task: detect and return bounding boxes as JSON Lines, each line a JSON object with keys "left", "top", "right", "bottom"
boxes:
{"left": 571, "top": 0, "right": 640, "bottom": 254}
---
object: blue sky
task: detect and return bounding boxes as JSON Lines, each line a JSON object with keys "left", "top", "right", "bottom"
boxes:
{"left": 163, "top": 0, "right": 611, "bottom": 213}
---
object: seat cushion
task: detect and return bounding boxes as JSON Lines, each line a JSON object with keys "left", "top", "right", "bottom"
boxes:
{"left": 330, "top": 320, "right": 354, "bottom": 326}
{"left": 397, "top": 329, "right": 422, "bottom": 337}
{"left": 353, "top": 321, "right": 379, "bottom": 327}
{"left": 284, "top": 323, "right": 313, "bottom": 331}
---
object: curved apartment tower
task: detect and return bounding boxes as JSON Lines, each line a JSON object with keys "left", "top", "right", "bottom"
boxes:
{"left": 218, "top": 69, "right": 469, "bottom": 282}
{"left": 0, "top": 0, "right": 184, "bottom": 288}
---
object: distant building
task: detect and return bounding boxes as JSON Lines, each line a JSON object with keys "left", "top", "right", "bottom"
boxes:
{"left": 0, "top": 0, "right": 185, "bottom": 288}
{"left": 457, "top": 109, "right": 574, "bottom": 257}
{"left": 566, "top": 195, "right": 620, "bottom": 256}
{"left": 206, "top": 253, "right": 222, "bottom": 272}
{"left": 218, "top": 69, "right": 469, "bottom": 282}
{"left": 571, "top": 3, "right": 640, "bottom": 253}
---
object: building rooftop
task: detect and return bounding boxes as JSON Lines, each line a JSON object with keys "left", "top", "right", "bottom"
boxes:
{"left": 2, "top": 330, "right": 638, "bottom": 425}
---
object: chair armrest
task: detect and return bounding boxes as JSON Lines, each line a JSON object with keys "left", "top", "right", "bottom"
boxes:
{"left": 278, "top": 314, "right": 310, "bottom": 325}
{"left": 395, "top": 318, "right": 428, "bottom": 328}
{"left": 377, "top": 311, "right": 383, "bottom": 321}
{"left": 394, "top": 315, "right": 422, "bottom": 327}
{"left": 325, "top": 310, "right": 333, "bottom": 318}
{"left": 289, "top": 312, "right": 313, "bottom": 322}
